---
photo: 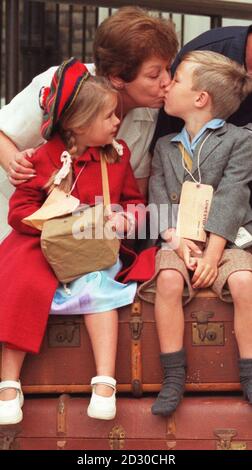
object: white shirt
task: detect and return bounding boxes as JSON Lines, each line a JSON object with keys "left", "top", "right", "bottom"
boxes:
{"left": 0, "top": 64, "right": 158, "bottom": 240}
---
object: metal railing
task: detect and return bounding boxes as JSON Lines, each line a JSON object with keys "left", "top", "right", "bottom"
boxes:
{"left": 1, "top": 0, "right": 252, "bottom": 105}
{"left": 27, "top": 0, "right": 252, "bottom": 20}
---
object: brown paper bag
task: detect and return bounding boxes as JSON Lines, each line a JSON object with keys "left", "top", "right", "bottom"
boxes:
{"left": 40, "top": 204, "right": 120, "bottom": 283}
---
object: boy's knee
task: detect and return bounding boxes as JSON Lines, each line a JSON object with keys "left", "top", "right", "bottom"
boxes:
{"left": 228, "top": 271, "right": 252, "bottom": 298}
{"left": 157, "top": 269, "right": 184, "bottom": 297}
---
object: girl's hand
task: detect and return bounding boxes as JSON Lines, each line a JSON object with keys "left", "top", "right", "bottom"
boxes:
{"left": 108, "top": 212, "right": 135, "bottom": 238}
{"left": 191, "top": 255, "right": 218, "bottom": 289}
{"left": 8, "top": 149, "right": 36, "bottom": 185}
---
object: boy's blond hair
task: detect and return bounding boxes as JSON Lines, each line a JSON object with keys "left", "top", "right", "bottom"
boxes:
{"left": 182, "top": 50, "right": 252, "bottom": 119}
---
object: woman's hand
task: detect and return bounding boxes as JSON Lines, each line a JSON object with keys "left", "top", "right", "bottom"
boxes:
{"left": 8, "top": 149, "right": 36, "bottom": 186}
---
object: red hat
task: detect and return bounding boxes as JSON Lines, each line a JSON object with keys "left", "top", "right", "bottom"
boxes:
{"left": 40, "top": 57, "right": 90, "bottom": 140}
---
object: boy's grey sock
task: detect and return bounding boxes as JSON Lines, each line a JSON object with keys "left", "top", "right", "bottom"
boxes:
{"left": 152, "top": 348, "right": 186, "bottom": 416}
{"left": 239, "top": 358, "right": 252, "bottom": 404}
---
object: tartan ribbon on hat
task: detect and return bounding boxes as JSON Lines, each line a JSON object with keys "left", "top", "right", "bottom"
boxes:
{"left": 40, "top": 57, "right": 90, "bottom": 141}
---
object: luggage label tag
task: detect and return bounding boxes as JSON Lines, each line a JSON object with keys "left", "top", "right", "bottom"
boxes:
{"left": 22, "top": 187, "right": 80, "bottom": 231}
{"left": 176, "top": 181, "right": 213, "bottom": 242}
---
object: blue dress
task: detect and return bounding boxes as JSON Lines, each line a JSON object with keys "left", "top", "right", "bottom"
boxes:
{"left": 50, "top": 258, "right": 137, "bottom": 315}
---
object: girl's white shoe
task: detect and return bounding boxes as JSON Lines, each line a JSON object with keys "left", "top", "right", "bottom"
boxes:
{"left": 87, "top": 375, "right": 116, "bottom": 420}
{"left": 0, "top": 380, "right": 24, "bottom": 425}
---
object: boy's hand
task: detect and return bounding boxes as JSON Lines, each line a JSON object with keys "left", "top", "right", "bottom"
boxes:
{"left": 8, "top": 149, "right": 36, "bottom": 185}
{"left": 176, "top": 238, "right": 202, "bottom": 270}
{"left": 191, "top": 254, "right": 218, "bottom": 289}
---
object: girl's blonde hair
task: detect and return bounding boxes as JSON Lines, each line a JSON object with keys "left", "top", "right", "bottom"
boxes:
{"left": 182, "top": 50, "right": 252, "bottom": 119}
{"left": 46, "top": 76, "right": 119, "bottom": 193}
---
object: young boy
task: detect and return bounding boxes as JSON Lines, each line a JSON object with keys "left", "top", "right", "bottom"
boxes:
{"left": 138, "top": 51, "right": 252, "bottom": 416}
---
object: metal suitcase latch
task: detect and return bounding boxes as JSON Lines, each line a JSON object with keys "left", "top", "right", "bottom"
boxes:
{"left": 130, "top": 316, "right": 143, "bottom": 340}
{"left": 0, "top": 428, "right": 20, "bottom": 450}
{"left": 130, "top": 300, "right": 142, "bottom": 341}
{"left": 48, "top": 321, "right": 80, "bottom": 347}
{"left": 191, "top": 311, "right": 224, "bottom": 345}
{"left": 109, "top": 425, "right": 125, "bottom": 450}
{"left": 57, "top": 393, "right": 69, "bottom": 435}
{"left": 214, "top": 428, "right": 246, "bottom": 450}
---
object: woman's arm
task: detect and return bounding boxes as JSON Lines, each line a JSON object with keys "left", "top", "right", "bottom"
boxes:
{"left": 0, "top": 67, "right": 57, "bottom": 149}
{"left": 0, "top": 66, "right": 57, "bottom": 183}
{"left": 0, "top": 132, "right": 18, "bottom": 172}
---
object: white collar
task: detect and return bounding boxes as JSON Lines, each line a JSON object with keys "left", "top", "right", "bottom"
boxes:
{"left": 128, "top": 107, "right": 158, "bottom": 122}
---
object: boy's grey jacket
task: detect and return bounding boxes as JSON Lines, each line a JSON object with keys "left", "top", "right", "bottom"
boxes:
{"left": 149, "top": 122, "right": 252, "bottom": 243}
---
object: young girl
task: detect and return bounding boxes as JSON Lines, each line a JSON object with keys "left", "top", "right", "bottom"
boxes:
{"left": 0, "top": 58, "right": 145, "bottom": 424}
{"left": 134, "top": 51, "right": 252, "bottom": 415}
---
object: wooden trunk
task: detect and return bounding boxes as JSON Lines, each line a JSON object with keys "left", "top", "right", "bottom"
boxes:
{"left": 0, "top": 395, "right": 251, "bottom": 450}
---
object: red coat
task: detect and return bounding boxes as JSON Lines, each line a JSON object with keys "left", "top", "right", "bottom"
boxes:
{"left": 0, "top": 135, "right": 145, "bottom": 353}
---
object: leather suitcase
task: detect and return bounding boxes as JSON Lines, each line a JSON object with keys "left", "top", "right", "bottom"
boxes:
{"left": 18, "top": 302, "right": 140, "bottom": 395}
{"left": 0, "top": 394, "right": 251, "bottom": 450}
{"left": 141, "top": 289, "right": 240, "bottom": 392}
{"left": 0, "top": 290, "right": 240, "bottom": 394}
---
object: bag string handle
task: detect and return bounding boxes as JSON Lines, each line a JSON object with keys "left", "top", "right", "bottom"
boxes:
{"left": 100, "top": 154, "right": 112, "bottom": 214}
{"left": 67, "top": 151, "right": 111, "bottom": 213}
